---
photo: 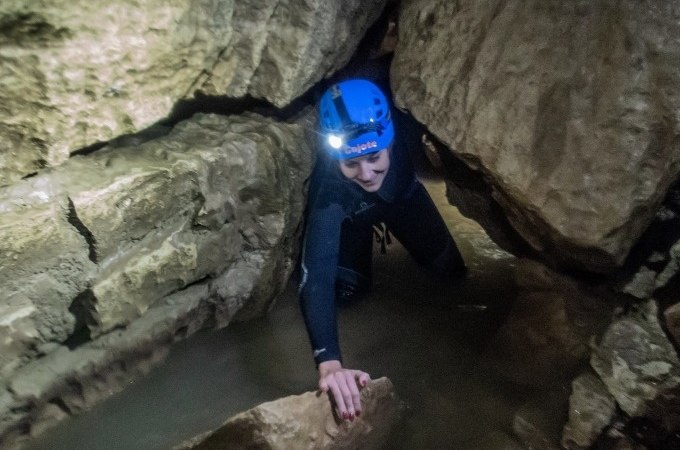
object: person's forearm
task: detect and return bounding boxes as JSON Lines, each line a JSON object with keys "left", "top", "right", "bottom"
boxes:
{"left": 300, "top": 278, "right": 342, "bottom": 364}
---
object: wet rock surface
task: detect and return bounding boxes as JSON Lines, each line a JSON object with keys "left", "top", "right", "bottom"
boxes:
{"left": 591, "top": 300, "right": 680, "bottom": 418}
{"left": 175, "top": 377, "right": 401, "bottom": 450}
{"left": 0, "top": 112, "right": 312, "bottom": 447}
{"left": 561, "top": 371, "right": 617, "bottom": 450}
{"left": 485, "top": 259, "right": 614, "bottom": 387}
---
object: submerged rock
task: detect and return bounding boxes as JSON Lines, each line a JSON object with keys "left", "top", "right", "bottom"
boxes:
{"left": 561, "top": 371, "right": 617, "bottom": 450}
{"left": 176, "top": 377, "right": 401, "bottom": 450}
{"left": 485, "top": 259, "right": 614, "bottom": 387}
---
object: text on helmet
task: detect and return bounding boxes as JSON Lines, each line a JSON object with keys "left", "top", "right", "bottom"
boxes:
{"left": 344, "top": 140, "right": 378, "bottom": 156}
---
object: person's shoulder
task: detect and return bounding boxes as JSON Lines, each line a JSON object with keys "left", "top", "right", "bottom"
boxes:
{"left": 308, "top": 171, "right": 355, "bottom": 212}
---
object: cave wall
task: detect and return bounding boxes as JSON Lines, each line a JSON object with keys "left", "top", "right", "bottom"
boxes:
{"left": 1, "top": 0, "right": 680, "bottom": 448}
{"left": 0, "top": 0, "right": 390, "bottom": 445}
{"left": 0, "top": 0, "right": 388, "bottom": 186}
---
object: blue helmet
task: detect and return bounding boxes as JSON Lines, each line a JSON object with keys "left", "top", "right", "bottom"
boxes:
{"left": 318, "top": 79, "right": 394, "bottom": 160}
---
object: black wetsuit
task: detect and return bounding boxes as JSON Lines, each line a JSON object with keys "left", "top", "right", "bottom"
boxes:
{"left": 298, "top": 140, "right": 465, "bottom": 365}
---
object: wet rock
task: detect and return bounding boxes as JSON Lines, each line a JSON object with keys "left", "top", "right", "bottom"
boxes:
{"left": 621, "top": 267, "right": 658, "bottom": 300}
{"left": 0, "top": 112, "right": 313, "bottom": 446}
{"left": 0, "top": 0, "right": 386, "bottom": 184}
{"left": 590, "top": 300, "right": 680, "bottom": 418}
{"left": 561, "top": 371, "right": 617, "bottom": 450}
{"left": 656, "top": 240, "right": 680, "bottom": 290}
{"left": 392, "top": 0, "right": 680, "bottom": 273}
{"left": 176, "top": 377, "right": 401, "bottom": 450}
{"left": 2, "top": 284, "right": 212, "bottom": 447}
{"left": 665, "top": 302, "right": 680, "bottom": 349}
{"left": 621, "top": 212, "right": 680, "bottom": 301}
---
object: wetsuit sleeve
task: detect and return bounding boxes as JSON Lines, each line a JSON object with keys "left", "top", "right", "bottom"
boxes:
{"left": 298, "top": 200, "right": 346, "bottom": 366}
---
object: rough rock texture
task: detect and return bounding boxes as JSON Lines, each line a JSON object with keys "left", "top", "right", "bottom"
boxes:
{"left": 591, "top": 300, "right": 680, "bottom": 418}
{"left": 0, "top": 199, "right": 96, "bottom": 378}
{"left": 0, "top": 112, "right": 313, "bottom": 446}
{"left": 0, "top": 0, "right": 387, "bottom": 185}
{"left": 665, "top": 302, "right": 680, "bottom": 349}
{"left": 392, "top": 0, "right": 680, "bottom": 273}
{"left": 561, "top": 371, "right": 617, "bottom": 450}
{"left": 176, "top": 377, "right": 401, "bottom": 450}
{"left": 619, "top": 181, "right": 680, "bottom": 301}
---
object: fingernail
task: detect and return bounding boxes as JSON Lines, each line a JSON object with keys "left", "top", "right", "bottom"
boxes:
{"left": 342, "top": 412, "right": 348, "bottom": 420}
{"left": 356, "top": 411, "right": 361, "bottom": 417}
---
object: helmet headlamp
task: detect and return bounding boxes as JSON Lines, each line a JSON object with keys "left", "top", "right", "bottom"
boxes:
{"left": 324, "top": 119, "right": 387, "bottom": 150}
{"left": 327, "top": 134, "right": 343, "bottom": 149}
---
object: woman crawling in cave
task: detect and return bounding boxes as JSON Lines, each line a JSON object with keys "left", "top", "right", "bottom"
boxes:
{"left": 298, "top": 79, "right": 467, "bottom": 421}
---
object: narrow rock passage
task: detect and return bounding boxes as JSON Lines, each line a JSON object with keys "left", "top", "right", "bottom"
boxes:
{"left": 25, "top": 179, "right": 570, "bottom": 450}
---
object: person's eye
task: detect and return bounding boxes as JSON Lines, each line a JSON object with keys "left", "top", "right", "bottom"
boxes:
{"left": 343, "top": 162, "right": 358, "bottom": 169}
{"left": 367, "top": 156, "right": 379, "bottom": 163}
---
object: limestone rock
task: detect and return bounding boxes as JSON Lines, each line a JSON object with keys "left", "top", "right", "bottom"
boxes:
{"left": 656, "top": 239, "right": 680, "bottom": 294}
{"left": 0, "top": 0, "right": 235, "bottom": 185}
{"left": 619, "top": 186, "right": 680, "bottom": 300}
{"left": 591, "top": 300, "right": 680, "bottom": 417}
{"left": 392, "top": 0, "right": 680, "bottom": 273}
{"left": 665, "top": 302, "right": 680, "bottom": 349}
{"left": 0, "top": 112, "right": 312, "bottom": 396}
{"left": 0, "top": 0, "right": 387, "bottom": 185}
{"left": 561, "top": 371, "right": 617, "bottom": 450}
{"left": 0, "top": 193, "right": 96, "bottom": 378}
{"left": 199, "top": 0, "right": 389, "bottom": 107}
{"left": 176, "top": 377, "right": 401, "bottom": 450}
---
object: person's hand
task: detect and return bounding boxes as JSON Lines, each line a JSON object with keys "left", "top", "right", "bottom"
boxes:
{"left": 318, "top": 360, "right": 370, "bottom": 421}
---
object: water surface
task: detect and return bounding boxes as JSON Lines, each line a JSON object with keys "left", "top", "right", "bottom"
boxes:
{"left": 25, "top": 180, "right": 570, "bottom": 450}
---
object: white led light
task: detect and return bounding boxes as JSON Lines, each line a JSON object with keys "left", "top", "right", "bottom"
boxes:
{"left": 328, "top": 134, "right": 343, "bottom": 149}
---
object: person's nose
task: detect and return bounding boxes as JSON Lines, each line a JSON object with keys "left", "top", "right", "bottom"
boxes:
{"left": 357, "top": 162, "right": 373, "bottom": 181}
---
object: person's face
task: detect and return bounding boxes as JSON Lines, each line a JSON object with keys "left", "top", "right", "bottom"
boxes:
{"left": 338, "top": 147, "right": 391, "bottom": 192}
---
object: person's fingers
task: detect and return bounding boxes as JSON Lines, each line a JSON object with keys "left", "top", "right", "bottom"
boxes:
{"left": 326, "top": 376, "right": 348, "bottom": 420}
{"left": 345, "top": 372, "right": 362, "bottom": 416}
{"left": 318, "top": 377, "right": 328, "bottom": 392}
{"left": 335, "top": 373, "right": 355, "bottom": 419}
{"left": 355, "top": 371, "right": 370, "bottom": 388}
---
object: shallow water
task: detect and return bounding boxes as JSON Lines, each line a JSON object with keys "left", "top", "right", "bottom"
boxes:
{"left": 24, "top": 180, "right": 570, "bottom": 450}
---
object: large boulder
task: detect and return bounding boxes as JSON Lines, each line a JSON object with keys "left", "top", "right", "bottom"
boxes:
{"left": 392, "top": 0, "right": 680, "bottom": 273}
{"left": 176, "top": 377, "right": 402, "bottom": 450}
{"left": 0, "top": 112, "right": 313, "bottom": 445}
{"left": 0, "top": 0, "right": 387, "bottom": 185}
